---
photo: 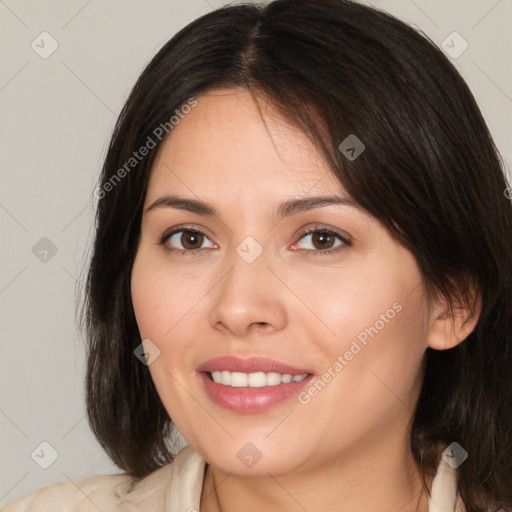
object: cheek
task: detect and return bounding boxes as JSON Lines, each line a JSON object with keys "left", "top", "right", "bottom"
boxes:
{"left": 131, "top": 255, "right": 204, "bottom": 425}
{"left": 303, "top": 257, "right": 427, "bottom": 393}
{"left": 297, "top": 291, "right": 427, "bottom": 446}
{"left": 131, "top": 252, "right": 204, "bottom": 343}
{"left": 130, "top": 266, "right": 167, "bottom": 340}
{"left": 302, "top": 265, "right": 402, "bottom": 346}
{"left": 340, "top": 291, "right": 426, "bottom": 404}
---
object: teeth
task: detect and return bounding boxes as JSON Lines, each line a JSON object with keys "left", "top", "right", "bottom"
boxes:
{"left": 210, "top": 371, "right": 308, "bottom": 387}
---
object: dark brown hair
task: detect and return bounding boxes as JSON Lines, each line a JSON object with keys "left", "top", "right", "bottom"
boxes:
{"left": 79, "top": 1, "right": 512, "bottom": 510}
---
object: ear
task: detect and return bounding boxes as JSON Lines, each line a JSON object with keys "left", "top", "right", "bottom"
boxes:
{"left": 426, "top": 284, "right": 482, "bottom": 351}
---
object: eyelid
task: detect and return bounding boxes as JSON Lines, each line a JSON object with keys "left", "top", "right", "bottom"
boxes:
{"left": 160, "top": 224, "right": 215, "bottom": 243}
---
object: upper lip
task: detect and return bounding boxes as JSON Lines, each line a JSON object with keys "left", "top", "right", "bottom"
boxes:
{"left": 196, "top": 356, "right": 313, "bottom": 376}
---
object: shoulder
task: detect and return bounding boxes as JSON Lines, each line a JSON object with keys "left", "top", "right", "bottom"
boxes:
{"left": 2, "top": 471, "right": 136, "bottom": 511}
{"left": 1, "top": 449, "right": 198, "bottom": 512}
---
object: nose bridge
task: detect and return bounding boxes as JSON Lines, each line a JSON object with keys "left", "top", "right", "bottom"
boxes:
{"left": 208, "top": 236, "right": 287, "bottom": 335}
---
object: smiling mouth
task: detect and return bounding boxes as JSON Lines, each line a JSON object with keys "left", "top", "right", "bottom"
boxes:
{"left": 206, "top": 370, "right": 310, "bottom": 387}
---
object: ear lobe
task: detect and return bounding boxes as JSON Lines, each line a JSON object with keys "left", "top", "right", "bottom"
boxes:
{"left": 426, "top": 290, "right": 482, "bottom": 351}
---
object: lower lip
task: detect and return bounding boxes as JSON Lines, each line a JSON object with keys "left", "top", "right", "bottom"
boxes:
{"left": 198, "top": 372, "right": 314, "bottom": 414}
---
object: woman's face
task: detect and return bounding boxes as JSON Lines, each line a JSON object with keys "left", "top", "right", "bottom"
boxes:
{"left": 131, "top": 87, "right": 433, "bottom": 477}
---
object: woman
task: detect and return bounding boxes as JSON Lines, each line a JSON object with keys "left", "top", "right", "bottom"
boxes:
{"left": 5, "top": 0, "right": 511, "bottom": 511}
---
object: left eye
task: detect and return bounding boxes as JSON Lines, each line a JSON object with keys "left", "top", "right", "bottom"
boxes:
{"left": 293, "top": 229, "right": 349, "bottom": 252}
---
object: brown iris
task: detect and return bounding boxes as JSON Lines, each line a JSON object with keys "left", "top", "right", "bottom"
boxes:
{"left": 180, "top": 231, "right": 204, "bottom": 250}
{"left": 310, "top": 231, "right": 335, "bottom": 250}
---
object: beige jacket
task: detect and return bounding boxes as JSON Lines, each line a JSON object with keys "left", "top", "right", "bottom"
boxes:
{"left": 3, "top": 445, "right": 465, "bottom": 511}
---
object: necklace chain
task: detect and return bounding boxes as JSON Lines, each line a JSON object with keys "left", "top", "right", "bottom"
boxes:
{"left": 212, "top": 468, "right": 224, "bottom": 512}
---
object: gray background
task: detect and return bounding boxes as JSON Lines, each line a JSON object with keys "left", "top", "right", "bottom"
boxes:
{"left": 1, "top": 0, "right": 511, "bottom": 505}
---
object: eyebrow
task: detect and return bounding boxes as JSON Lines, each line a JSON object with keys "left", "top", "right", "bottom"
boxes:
{"left": 145, "top": 194, "right": 360, "bottom": 218}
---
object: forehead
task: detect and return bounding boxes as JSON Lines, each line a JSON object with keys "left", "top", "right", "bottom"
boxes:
{"left": 146, "top": 88, "right": 344, "bottom": 200}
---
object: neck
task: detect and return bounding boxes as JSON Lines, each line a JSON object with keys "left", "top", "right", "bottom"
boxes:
{"left": 200, "top": 439, "right": 432, "bottom": 512}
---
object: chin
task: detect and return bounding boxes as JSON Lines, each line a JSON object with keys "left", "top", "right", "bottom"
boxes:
{"left": 199, "top": 440, "right": 305, "bottom": 477}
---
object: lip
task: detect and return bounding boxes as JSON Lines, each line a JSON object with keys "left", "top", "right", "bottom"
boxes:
{"left": 196, "top": 356, "right": 315, "bottom": 414}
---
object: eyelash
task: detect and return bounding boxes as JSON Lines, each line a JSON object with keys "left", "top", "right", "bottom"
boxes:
{"left": 159, "top": 224, "right": 352, "bottom": 257}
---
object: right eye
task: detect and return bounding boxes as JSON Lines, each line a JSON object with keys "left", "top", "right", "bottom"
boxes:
{"left": 161, "top": 227, "right": 216, "bottom": 255}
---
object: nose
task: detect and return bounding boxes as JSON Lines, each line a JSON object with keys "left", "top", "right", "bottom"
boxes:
{"left": 208, "top": 245, "right": 288, "bottom": 338}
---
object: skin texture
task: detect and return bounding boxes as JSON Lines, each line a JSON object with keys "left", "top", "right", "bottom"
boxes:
{"left": 130, "top": 88, "right": 480, "bottom": 512}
